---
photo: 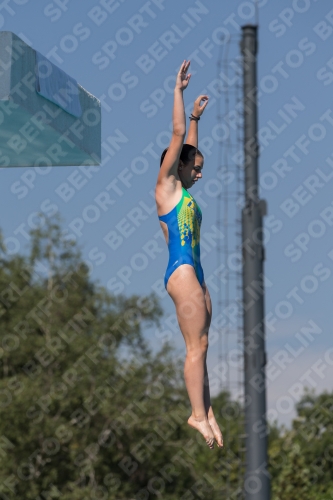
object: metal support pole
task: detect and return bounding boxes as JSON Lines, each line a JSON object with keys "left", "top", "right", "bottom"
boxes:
{"left": 241, "top": 25, "right": 270, "bottom": 500}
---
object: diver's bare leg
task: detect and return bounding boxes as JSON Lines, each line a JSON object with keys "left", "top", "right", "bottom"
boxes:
{"left": 167, "top": 265, "right": 214, "bottom": 449}
{"left": 204, "top": 360, "right": 223, "bottom": 447}
{"left": 202, "top": 283, "right": 223, "bottom": 448}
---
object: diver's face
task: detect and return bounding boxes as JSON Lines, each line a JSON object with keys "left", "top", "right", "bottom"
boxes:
{"left": 179, "top": 154, "right": 204, "bottom": 189}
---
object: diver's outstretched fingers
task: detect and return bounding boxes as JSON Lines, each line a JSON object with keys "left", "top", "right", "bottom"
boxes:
{"left": 176, "top": 60, "right": 191, "bottom": 90}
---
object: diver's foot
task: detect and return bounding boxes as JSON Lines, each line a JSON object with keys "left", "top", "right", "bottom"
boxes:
{"left": 208, "top": 416, "right": 223, "bottom": 448}
{"left": 187, "top": 415, "right": 215, "bottom": 449}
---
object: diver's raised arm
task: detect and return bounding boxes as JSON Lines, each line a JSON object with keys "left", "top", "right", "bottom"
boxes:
{"left": 185, "top": 95, "right": 209, "bottom": 148}
{"left": 157, "top": 60, "right": 191, "bottom": 183}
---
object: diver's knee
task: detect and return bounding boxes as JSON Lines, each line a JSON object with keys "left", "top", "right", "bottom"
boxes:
{"left": 187, "top": 334, "right": 209, "bottom": 356}
{"left": 200, "top": 333, "right": 209, "bottom": 353}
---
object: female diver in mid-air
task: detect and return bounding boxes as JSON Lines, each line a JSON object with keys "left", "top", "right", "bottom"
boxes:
{"left": 155, "top": 60, "right": 223, "bottom": 449}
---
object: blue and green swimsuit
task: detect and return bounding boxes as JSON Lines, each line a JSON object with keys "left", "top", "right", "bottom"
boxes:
{"left": 159, "top": 187, "right": 204, "bottom": 288}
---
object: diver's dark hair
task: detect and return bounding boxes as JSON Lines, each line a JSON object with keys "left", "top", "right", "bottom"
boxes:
{"left": 160, "top": 144, "right": 203, "bottom": 167}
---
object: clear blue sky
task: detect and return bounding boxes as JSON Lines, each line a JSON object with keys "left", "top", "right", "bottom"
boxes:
{"left": 1, "top": 0, "right": 333, "bottom": 426}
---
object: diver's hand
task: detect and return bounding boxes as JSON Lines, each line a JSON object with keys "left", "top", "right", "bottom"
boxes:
{"left": 192, "top": 95, "right": 209, "bottom": 117}
{"left": 175, "top": 60, "right": 191, "bottom": 91}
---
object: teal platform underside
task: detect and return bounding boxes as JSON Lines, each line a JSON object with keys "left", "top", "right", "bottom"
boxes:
{"left": 0, "top": 100, "right": 98, "bottom": 167}
{"left": 0, "top": 31, "right": 101, "bottom": 167}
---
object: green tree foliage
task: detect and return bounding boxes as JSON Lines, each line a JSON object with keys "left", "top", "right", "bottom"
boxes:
{"left": 0, "top": 217, "right": 239, "bottom": 500}
{"left": 2, "top": 216, "right": 332, "bottom": 499}
{"left": 270, "top": 390, "right": 333, "bottom": 500}
{"left": 270, "top": 433, "right": 312, "bottom": 500}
